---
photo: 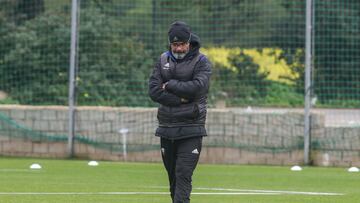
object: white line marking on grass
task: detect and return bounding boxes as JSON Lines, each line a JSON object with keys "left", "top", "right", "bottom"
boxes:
{"left": 194, "top": 187, "right": 344, "bottom": 196}
{"left": 102, "top": 192, "right": 279, "bottom": 195}
{"left": 0, "top": 192, "right": 279, "bottom": 196}
{"left": 0, "top": 169, "right": 40, "bottom": 172}
{"left": 0, "top": 190, "right": 341, "bottom": 196}
{"left": 193, "top": 192, "right": 279, "bottom": 195}
{"left": 0, "top": 192, "right": 168, "bottom": 195}
{"left": 150, "top": 186, "right": 344, "bottom": 196}
{"left": 0, "top": 188, "right": 343, "bottom": 196}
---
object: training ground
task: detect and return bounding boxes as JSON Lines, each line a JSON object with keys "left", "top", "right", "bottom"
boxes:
{"left": 0, "top": 157, "right": 359, "bottom": 203}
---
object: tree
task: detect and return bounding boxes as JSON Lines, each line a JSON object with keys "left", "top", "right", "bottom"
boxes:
{"left": 0, "top": 0, "right": 44, "bottom": 25}
{"left": 211, "top": 51, "right": 269, "bottom": 106}
{"left": 313, "top": 0, "right": 360, "bottom": 104}
{"left": 76, "top": 6, "right": 154, "bottom": 106}
{"left": 0, "top": 12, "right": 70, "bottom": 104}
{"left": 0, "top": 4, "right": 154, "bottom": 106}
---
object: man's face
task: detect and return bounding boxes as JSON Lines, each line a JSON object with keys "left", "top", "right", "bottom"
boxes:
{"left": 170, "top": 42, "right": 190, "bottom": 59}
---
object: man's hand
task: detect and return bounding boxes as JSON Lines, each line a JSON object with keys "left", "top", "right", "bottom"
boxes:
{"left": 162, "top": 82, "right": 168, "bottom": 90}
{"left": 180, "top": 98, "right": 189, "bottom": 103}
{"left": 162, "top": 82, "right": 188, "bottom": 103}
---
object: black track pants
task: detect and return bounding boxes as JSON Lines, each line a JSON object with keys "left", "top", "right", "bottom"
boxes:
{"left": 160, "top": 137, "right": 202, "bottom": 203}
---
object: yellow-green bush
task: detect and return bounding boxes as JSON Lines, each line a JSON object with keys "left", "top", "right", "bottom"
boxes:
{"left": 201, "top": 47, "right": 300, "bottom": 85}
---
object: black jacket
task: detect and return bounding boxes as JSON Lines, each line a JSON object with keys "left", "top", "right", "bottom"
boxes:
{"left": 148, "top": 34, "right": 212, "bottom": 139}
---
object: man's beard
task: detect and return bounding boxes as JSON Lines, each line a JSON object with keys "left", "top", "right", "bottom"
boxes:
{"left": 172, "top": 50, "right": 189, "bottom": 59}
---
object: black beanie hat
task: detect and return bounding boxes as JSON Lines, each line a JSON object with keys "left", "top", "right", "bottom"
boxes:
{"left": 168, "top": 21, "right": 191, "bottom": 43}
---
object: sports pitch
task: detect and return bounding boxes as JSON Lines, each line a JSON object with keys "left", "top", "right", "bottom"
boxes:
{"left": 0, "top": 157, "right": 359, "bottom": 203}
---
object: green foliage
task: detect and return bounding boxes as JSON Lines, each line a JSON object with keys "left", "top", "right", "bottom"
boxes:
{"left": 228, "top": 52, "right": 269, "bottom": 98}
{"left": 210, "top": 52, "right": 270, "bottom": 106}
{"left": 313, "top": 1, "right": 360, "bottom": 104}
{"left": 150, "top": 0, "right": 291, "bottom": 52}
{"left": 0, "top": 0, "right": 359, "bottom": 107}
{"left": 0, "top": 11, "right": 70, "bottom": 105}
{"left": 279, "top": 49, "right": 305, "bottom": 94}
{"left": 0, "top": 0, "right": 45, "bottom": 25}
{"left": 76, "top": 6, "right": 153, "bottom": 106}
{"left": 0, "top": 3, "right": 154, "bottom": 106}
{"left": 209, "top": 50, "right": 304, "bottom": 107}
{"left": 0, "top": 97, "right": 19, "bottom": 104}
{"left": 198, "top": 0, "right": 288, "bottom": 47}
{"left": 273, "top": 0, "right": 360, "bottom": 106}
{"left": 264, "top": 82, "right": 303, "bottom": 107}
{"left": 315, "top": 100, "right": 360, "bottom": 108}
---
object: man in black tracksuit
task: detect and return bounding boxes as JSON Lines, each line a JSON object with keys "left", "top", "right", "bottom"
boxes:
{"left": 148, "top": 21, "right": 212, "bottom": 203}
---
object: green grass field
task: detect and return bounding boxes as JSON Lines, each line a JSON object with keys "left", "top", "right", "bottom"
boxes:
{"left": 0, "top": 157, "right": 359, "bottom": 203}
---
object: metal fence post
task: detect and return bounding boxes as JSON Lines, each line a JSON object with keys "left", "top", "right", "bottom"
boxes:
{"left": 68, "top": 0, "right": 80, "bottom": 157}
{"left": 304, "top": 0, "right": 314, "bottom": 165}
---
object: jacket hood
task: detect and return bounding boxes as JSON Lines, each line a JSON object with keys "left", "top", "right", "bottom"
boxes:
{"left": 189, "top": 33, "right": 201, "bottom": 55}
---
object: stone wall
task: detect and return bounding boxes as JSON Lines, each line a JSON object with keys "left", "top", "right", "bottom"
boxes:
{"left": 0, "top": 105, "right": 359, "bottom": 166}
{"left": 312, "top": 126, "right": 360, "bottom": 167}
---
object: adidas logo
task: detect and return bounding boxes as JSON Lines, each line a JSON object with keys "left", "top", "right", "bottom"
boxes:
{"left": 163, "top": 63, "right": 170, "bottom": 70}
{"left": 174, "top": 36, "right": 178, "bottom": 41}
{"left": 192, "top": 149, "right": 199, "bottom": 154}
{"left": 161, "top": 148, "right": 165, "bottom": 154}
